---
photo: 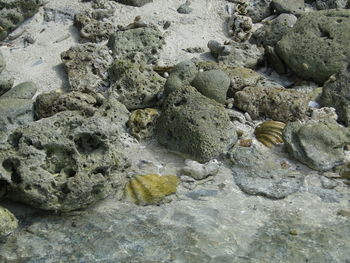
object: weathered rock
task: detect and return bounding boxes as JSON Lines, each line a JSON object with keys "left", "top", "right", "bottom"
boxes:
{"left": 0, "top": 70, "right": 14, "bottom": 96}
{"left": 35, "top": 90, "right": 105, "bottom": 120}
{"left": 127, "top": 108, "right": 160, "bottom": 140}
{"left": 108, "top": 60, "right": 165, "bottom": 110}
{"left": 246, "top": 0, "right": 273, "bottom": 23}
{"left": 182, "top": 159, "right": 220, "bottom": 180}
{"left": 226, "top": 146, "right": 304, "bottom": 199}
{"left": 283, "top": 120, "right": 350, "bottom": 171}
{"left": 1, "top": 81, "right": 37, "bottom": 99}
{"left": 108, "top": 27, "right": 164, "bottom": 64}
{"left": 0, "top": 98, "right": 130, "bottom": 211}
{"left": 276, "top": 9, "right": 350, "bottom": 84}
{"left": 321, "top": 67, "right": 350, "bottom": 126}
{"left": 61, "top": 43, "right": 113, "bottom": 92}
{"left": 252, "top": 14, "right": 298, "bottom": 47}
{"left": 156, "top": 86, "right": 236, "bottom": 163}
{"left": 190, "top": 69, "right": 230, "bottom": 104}
{"left": 0, "top": 0, "right": 44, "bottom": 40}
{"left": 177, "top": 0, "right": 192, "bottom": 14}
{"left": 234, "top": 86, "right": 309, "bottom": 121}
{"left": 271, "top": 0, "right": 305, "bottom": 14}
{"left": 218, "top": 42, "right": 264, "bottom": 69}
{"left": 114, "top": 0, "right": 153, "bottom": 7}
{"left": 226, "top": 13, "right": 253, "bottom": 42}
{"left": 207, "top": 40, "right": 230, "bottom": 59}
{"left": 315, "top": 0, "right": 348, "bottom": 9}
{"left": 163, "top": 60, "right": 198, "bottom": 97}
{"left": 0, "top": 50, "right": 5, "bottom": 73}
{"left": 0, "top": 206, "right": 17, "bottom": 239}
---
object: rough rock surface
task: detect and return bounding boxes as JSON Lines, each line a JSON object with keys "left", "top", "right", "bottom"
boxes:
{"left": 108, "top": 60, "right": 165, "bottom": 110}
{"left": 61, "top": 43, "right": 113, "bottom": 92}
{"left": 227, "top": 146, "right": 304, "bottom": 199}
{"left": 246, "top": 0, "right": 273, "bottom": 23}
{"left": 234, "top": 86, "right": 309, "bottom": 121}
{"left": 276, "top": 9, "right": 350, "bottom": 84}
{"left": 315, "top": 0, "right": 349, "bottom": 9}
{"left": 0, "top": 98, "right": 130, "bottom": 211}
{"left": 156, "top": 86, "right": 236, "bottom": 163}
{"left": 272, "top": 0, "right": 305, "bottom": 14}
{"left": 0, "top": 206, "right": 17, "bottom": 239}
{"left": 283, "top": 120, "right": 350, "bottom": 171}
{"left": 127, "top": 108, "right": 160, "bottom": 141}
{"left": 108, "top": 27, "right": 164, "bottom": 64}
{"left": 321, "top": 67, "right": 350, "bottom": 126}
{"left": 190, "top": 69, "right": 230, "bottom": 104}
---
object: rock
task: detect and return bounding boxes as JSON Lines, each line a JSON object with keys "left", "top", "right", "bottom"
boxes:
{"left": 127, "top": 108, "right": 160, "bottom": 140}
{"left": 0, "top": 70, "right": 14, "bottom": 96}
{"left": 163, "top": 60, "right": 198, "bottom": 97}
{"left": 321, "top": 67, "right": 350, "bottom": 126}
{"left": 190, "top": 69, "right": 230, "bottom": 104}
{"left": 252, "top": 14, "right": 298, "bottom": 47}
{"left": 177, "top": 0, "right": 193, "bottom": 14}
{"left": 114, "top": 0, "right": 153, "bottom": 7}
{"left": 226, "top": 13, "right": 253, "bottom": 42}
{"left": 0, "top": 81, "right": 37, "bottom": 99}
{"left": 283, "top": 120, "right": 350, "bottom": 171}
{"left": 0, "top": 98, "right": 130, "bottom": 212}
{"left": 108, "top": 60, "right": 165, "bottom": 110}
{"left": 182, "top": 159, "right": 220, "bottom": 180}
{"left": 61, "top": 43, "right": 113, "bottom": 92}
{"left": 271, "top": 0, "right": 305, "bottom": 14}
{"left": 207, "top": 40, "right": 230, "bottom": 59}
{"left": 0, "top": 0, "right": 44, "bottom": 40}
{"left": 0, "top": 50, "right": 5, "bottom": 73}
{"left": 246, "top": 0, "right": 273, "bottom": 23}
{"left": 234, "top": 86, "right": 309, "bottom": 121}
{"left": 226, "top": 145, "right": 304, "bottom": 199}
{"left": 156, "top": 86, "right": 237, "bottom": 163}
{"left": 315, "top": 0, "right": 348, "bottom": 9}
{"left": 35, "top": 90, "right": 105, "bottom": 120}
{"left": 0, "top": 206, "right": 18, "bottom": 239}
{"left": 218, "top": 42, "right": 264, "bottom": 69}
{"left": 276, "top": 9, "right": 350, "bottom": 84}
{"left": 264, "top": 45, "right": 287, "bottom": 74}
{"left": 311, "top": 107, "right": 338, "bottom": 121}
{"left": 108, "top": 27, "right": 164, "bottom": 64}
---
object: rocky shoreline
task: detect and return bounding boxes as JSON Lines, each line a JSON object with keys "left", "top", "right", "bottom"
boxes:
{"left": 0, "top": 0, "right": 350, "bottom": 262}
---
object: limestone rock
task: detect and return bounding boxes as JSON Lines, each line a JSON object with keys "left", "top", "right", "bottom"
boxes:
{"left": 108, "top": 60, "right": 165, "bottom": 110}
{"left": 283, "top": 120, "right": 350, "bottom": 171}
{"left": 61, "top": 43, "right": 113, "bottom": 92}
{"left": 0, "top": 70, "right": 14, "bottom": 96}
{"left": 321, "top": 67, "right": 350, "bottom": 126}
{"left": 276, "top": 9, "right": 350, "bottom": 84}
{"left": 128, "top": 108, "right": 160, "bottom": 141}
{"left": 234, "top": 86, "right": 309, "bottom": 121}
{"left": 0, "top": 206, "right": 17, "bottom": 239}
{"left": 0, "top": 99, "right": 130, "bottom": 211}
{"left": 272, "top": 0, "right": 305, "bottom": 14}
{"left": 156, "top": 86, "right": 236, "bottom": 163}
{"left": 190, "top": 69, "right": 230, "bottom": 104}
{"left": 108, "top": 27, "right": 164, "bottom": 64}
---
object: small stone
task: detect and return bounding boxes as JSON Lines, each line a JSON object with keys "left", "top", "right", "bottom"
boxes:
{"left": 182, "top": 159, "right": 220, "bottom": 180}
{"left": 0, "top": 206, "right": 18, "bottom": 239}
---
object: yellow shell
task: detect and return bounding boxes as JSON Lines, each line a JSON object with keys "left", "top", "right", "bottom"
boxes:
{"left": 254, "top": 121, "right": 285, "bottom": 148}
{"left": 124, "top": 174, "right": 180, "bottom": 205}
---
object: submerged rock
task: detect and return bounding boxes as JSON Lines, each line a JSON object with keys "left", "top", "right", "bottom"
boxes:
{"left": 156, "top": 86, "right": 236, "bottom": 163}
{"left": 0, "top": 99, "right": 130, "bottom": 212}
{"left": 0, "top": 206, "right": 18, "bottom": 239}
{"left": 283, "top": 120, "right": 350, "bottom": 171}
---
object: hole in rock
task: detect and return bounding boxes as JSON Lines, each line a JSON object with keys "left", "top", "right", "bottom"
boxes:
{"left": 74, "top": 133, "right": 106, "bottom": 154}
{"left": 2, "top": 158, "right": 22, "bottom": 184}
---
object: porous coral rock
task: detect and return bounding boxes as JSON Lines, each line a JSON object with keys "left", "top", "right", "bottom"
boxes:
{"left": 0, "top": 206, "right": 17, "bottom": 239}
{"left": 127, "top": 108, "right": 160, "bottom": 140}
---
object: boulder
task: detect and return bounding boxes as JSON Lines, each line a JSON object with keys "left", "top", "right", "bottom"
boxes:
{"left": 271, "top": 0, "right": 305, "bottom": 14}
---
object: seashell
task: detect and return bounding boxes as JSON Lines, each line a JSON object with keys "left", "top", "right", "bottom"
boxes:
{"left": 254, "top": 120, "right": 285, "bottom": 148}
{"left": 124, "top": 174, "right": 180, "bottom": 205}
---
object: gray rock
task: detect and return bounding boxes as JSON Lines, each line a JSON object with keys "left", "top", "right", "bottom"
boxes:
{"left": 0, "top": 70, "right": 14, "bottom": 96}
{"left": 1, "top": 81, "right": 37, "bottom": 99}
{"left": 276, "top": 9, "right": 350, "bottom": 84}
{"left": 315, "top": 0, "right": 348, "bottom": 9}
{"left": 321, "top": 67, "right": 350, "bottom": 126}
{"left": 182, "top": 159, "right": 220, "bottom": 180}
{"left": 0, "top": 206, "right": 17, "bottom": 239}
{"left": 163, "top": 60, "right": 198, "bottom": 96}
{"left": 114, "top": 0, "right": 153, "bottom": 7}
{"left": 177, "top": 0, "right": 193, "bottom": 14}
{"left": 234, "top": 86, "right": 309, "bottom": 121}
{"left": 108, "top": 27, "right": 164, "bottom": 64}
{"left": 283, "top": 120, "right": 350, "bottom": 171}
{"left": 0, "top": 98, "right": 130, "bottom": 212}
{"left": 61, "top": 43, "right": 113, "bottom": 92}
{"left": 252, "top": 14, "right": 298, "bottom": 47}
{"left": 246, "top": 0, "right": 273, "bottom": 23}
{"left": 156, "top": 86, "right": 236, "bottom": 163}
{"left": 207, "top": 40, "right": 230, "bottom": 59}
{"left": 0, "top": 50, "right": 5, "bottom": 73}
{"left": 218, "top": 42, "right": 264, "bottom": 69}
{"left": 226, "top": 146, "right": 304, "bottom": 199}
{"left": 272, "top": 0, "right": 305, "bottom": 14}
{"left": 108, "top": 59, "right": 165, "bottom": 110}
{"left": 191, "top": 69, "right": 230, "bottom": 104}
